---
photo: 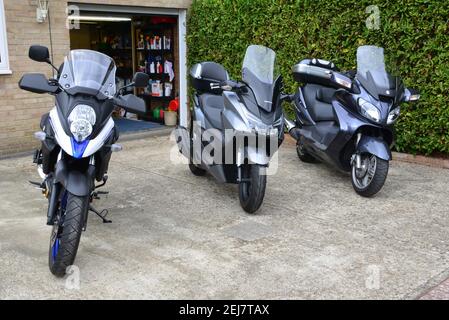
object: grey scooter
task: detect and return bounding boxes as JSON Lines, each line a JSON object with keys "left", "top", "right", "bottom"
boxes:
{"left": 285, "top": 46, "right": 420, "bottom": 196}
{"left": 179, "top": 45, "right": 285, "bottom": 213}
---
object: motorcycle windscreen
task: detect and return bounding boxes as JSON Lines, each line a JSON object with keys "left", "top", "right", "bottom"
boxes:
{"left": 241, "top": 45, "right": 279, "bottom": 112}
{"left": 59, "top": 50, "right": 117, "bottom": 98}
{"left": 356, "top": 45, "right": 395, "bottom": 99}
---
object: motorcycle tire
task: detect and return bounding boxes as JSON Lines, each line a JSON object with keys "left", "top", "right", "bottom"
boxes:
{"left": 49, "top": 192, "right": 88, "bottom": 277}
{"left": 239, "top": 164, "right": 267, "bottom": 214}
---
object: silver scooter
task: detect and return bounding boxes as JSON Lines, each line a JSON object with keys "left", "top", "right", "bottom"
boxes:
{"left": 176, "top": 45, "right": 285, "bottom": 213}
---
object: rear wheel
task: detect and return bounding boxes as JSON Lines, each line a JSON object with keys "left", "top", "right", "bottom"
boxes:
{"left": 296, "top": 141, "right": 317, "bottom": 163}
{"left": 238, "top": 165, "right": 267, "bottom": 214}
{"left": 49, "top": 192, "right": 88, "bottom": 277}
{"left": 189, "top": 163, "right": 206, "bottom": 176}
{"left": 351, "top": 154, "right": 389, "bottom": 197}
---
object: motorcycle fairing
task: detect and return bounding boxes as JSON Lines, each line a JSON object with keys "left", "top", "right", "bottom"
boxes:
{"left": 49, "top": 107, "right": 115, "bottom": 159}
{"left": 55, "top": 91, "right": 115, "bottom": 139}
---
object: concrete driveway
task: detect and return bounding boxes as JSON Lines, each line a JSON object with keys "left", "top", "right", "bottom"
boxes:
{"left": 1, "top": 133, "right": 449, "bottom": 299}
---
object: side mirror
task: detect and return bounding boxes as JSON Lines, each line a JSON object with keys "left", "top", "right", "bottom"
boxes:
{"left": 404, "top": 88, "right": 420, "bottom": 102}
{"left": 133, "top": 72, "right": 150, "bottom": 88}
{"left": 29, "top": 45, "right": 50, "bottom": 63}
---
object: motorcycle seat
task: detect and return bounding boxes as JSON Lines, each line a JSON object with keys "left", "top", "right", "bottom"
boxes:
{"left": 302, "top": 84, "right": 336, "bottom": 122}
{"left": 198, "top": 93, "right": 225, "bottom": 129}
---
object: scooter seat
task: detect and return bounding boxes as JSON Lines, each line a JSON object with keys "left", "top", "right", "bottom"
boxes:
{"left": 198, "top": 93, "right": 225, "bottom": 129}
{"left": 302, "top": 84, "right": 336, "bottom": 122}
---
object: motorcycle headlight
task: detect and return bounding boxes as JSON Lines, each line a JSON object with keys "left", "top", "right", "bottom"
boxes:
{"left": 68, "top": 104, "right": 96, "bottom": 142}
{"left": 387, "top": 107, "right": 400, "bottom": 125}
{"left": 358, "top": 98, "right": 381, "bottom": 123}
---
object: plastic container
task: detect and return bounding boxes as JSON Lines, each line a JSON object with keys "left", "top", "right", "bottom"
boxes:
{"left": 164, "top": 111, "right": 177, "bottom": 126}
{"left": 168, "top": 98, "right": 179, "bottom": 112}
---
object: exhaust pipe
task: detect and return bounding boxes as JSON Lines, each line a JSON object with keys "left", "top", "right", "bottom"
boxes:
{"left": 284, "top": 118, "right": 301, "bottom": 140}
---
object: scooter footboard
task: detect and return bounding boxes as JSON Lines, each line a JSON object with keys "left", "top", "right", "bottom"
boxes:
{"left": 357, "top": 135, "right": 391, "bottom": 161}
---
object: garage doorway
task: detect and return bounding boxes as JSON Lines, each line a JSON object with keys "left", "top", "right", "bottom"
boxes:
{"left": 68, "top": 3, "right": 187, "bottom": 133}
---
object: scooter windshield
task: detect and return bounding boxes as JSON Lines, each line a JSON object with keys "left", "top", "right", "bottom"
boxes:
{"left": 59, "top": 50, "right": 117, "bottom": 98}
{"left": 356, "top": 46, "right": 393, "bottom": 98}
{"left": 242, "top": 45, "right": 279, "bottom": 112}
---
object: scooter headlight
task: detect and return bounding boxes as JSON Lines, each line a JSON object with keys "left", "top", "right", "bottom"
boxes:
{"left": 68, "top": 104, "right": 96, "bottom": 142}
{"left": 387, "top": 107, "right": 401, "bottom": 125}
{"left": 358, "top": 98, "right": 381, "bottom": 123}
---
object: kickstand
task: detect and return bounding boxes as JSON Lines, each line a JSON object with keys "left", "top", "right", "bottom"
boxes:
{"left": 89, "top": 205, "right": 112, "bottom": 223}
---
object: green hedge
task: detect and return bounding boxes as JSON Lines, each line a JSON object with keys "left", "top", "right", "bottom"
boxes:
{"left": 187, "top": 0, "right": 449, "bottom": 156}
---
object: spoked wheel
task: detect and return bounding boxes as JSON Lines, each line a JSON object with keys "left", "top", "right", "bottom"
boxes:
{"left": 49, "top": 191, "right": 88, "bottom": 277}
{"left": 296, "top": 141, "right": 318, "bottom": 163}
{"left": 351, "top": 154, "right": 389, "bottom": 197}
{"left": 238, "top": 164, "right": 267, "bottom": 214}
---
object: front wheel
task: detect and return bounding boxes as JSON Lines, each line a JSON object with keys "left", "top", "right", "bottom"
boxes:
{"left": 296, "top": 141, "right": 318, "bottom": 163}
{"left": 49, "top": 192, "right": 88, "bottom": 277}
{"left": 189, "top": 163, "right": 207, "bottom": 176}
{"left": 351, "top": 154, "right": 389, "bottom": 197}
{"left": 238, "top": 165, "right": 267, "bottom": 214}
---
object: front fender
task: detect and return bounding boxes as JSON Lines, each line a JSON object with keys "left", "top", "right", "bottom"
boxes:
{"left": 54, "top": 160, "right": 95, "bottom": 196}
{"left": 357, "top": 135, "right": 391, "bottom": 161}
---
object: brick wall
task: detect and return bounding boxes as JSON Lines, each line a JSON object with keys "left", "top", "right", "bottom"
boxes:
{"left": 0, "top": 0, "right": 191, "bottom": 157}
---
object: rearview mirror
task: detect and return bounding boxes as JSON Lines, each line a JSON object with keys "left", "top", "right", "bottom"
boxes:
{"left": 19, "top": 73, "right": 58, "bottom": 94}
{"left": 133, "top": 72, "right": 150, "bottom": 88}
{"left": 404, "top": 88, "right": 420, "bottom": 102}
{"left": 29, "top": 45, "right": 50, "bottom": 63}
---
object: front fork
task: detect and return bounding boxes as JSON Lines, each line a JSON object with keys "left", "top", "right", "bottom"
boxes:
{"left": 45, "top": 153, "right": 96, "bottom": 226}
{"left": 351, "top": 133, "right": 363, "bottom": 170}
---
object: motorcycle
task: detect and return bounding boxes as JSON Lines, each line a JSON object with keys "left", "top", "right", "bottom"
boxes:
{"left": 19, "top": 45, "right": 148, "bottom": 277}
{"left": 180, "top": 45, "right": 285, "bottom": 213}
{"left": 285, "top": 45, "right": 420, "bottom": 196}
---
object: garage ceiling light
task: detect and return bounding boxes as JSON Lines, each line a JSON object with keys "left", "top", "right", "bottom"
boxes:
{"left": 67, "top": 15, "right": 131, "bottom": 22}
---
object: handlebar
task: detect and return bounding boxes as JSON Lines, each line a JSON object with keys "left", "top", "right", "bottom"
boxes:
{"left": 210, "top": 80, "right": 247, "bottom": 93}
{"left": 280, "top": 94, "right": 295, "bottom": 102}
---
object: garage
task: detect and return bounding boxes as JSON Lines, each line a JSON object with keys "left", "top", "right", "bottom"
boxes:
{"left": 68, "top": 3, "right": 188, "bottom": 133}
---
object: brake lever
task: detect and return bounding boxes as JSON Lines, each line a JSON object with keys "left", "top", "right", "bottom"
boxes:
{"left": 210, "top": 83, "right": 221, "bottom": 90}
{"left": 210, "top": 82, "right": 233, "bottom": 91}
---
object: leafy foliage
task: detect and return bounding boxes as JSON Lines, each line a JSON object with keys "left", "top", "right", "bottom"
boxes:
{"left": 187, "top": 0, "right": 449, "bottom": 155}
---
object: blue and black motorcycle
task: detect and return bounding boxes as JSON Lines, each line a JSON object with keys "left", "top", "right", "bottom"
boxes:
{"left": 19, "top": 45, "right": 148, "bottom": 276}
